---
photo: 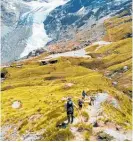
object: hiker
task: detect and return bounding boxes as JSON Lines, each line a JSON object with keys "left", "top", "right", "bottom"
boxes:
{"left": 66, "top": 97, "right": 74, "bottom": 124}
{"left": 90, "top": 96, "right": 95, "bottom": 106}
{"left": 82, "top": 90, "right": 87, "bottom": 99}
{"left": 78, "top": 99, "right": 84, "bottom": 110}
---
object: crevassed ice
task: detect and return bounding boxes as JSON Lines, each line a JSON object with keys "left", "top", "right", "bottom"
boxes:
{"left": 20, "top": 0, "right": 69, "bottom": 58}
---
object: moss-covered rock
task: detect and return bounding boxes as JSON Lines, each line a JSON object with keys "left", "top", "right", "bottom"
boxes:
{"left": 97, "top": 131, "right": 114, "bottom": 141}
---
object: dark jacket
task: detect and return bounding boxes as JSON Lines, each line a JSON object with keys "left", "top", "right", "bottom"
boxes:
{"left": 66, "top": 100, "right": 74, "bottom": 114}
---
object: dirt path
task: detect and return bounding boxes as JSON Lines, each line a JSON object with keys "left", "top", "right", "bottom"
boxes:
{"left": 70, "top": 92, "right": 132, "bottom": 141}
{"left": 70, "top": 127, "right": 84, "bottom": 141}
{"left": 88, "top": 93, "right": 132, "bottom": 141}
{"left": 43, "top": 41, "right": 111, "bottom": 61}
{"left": 44, "top": 48, "right": 91, "bottom": 61}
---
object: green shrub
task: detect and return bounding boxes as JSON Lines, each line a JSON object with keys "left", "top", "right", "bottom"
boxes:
{"left": 1, "top": 68, "right": 8, "bottom": 78}
{"left": 44, "top": 127, "right": 74, "bottom": 141}
{"left": 97, "top": 131, "right": 114, "bottom": 141}
{"left": 75, "top": 122, "right": 92, "bottom": 132}
{"left": 81, "top": 111, "right": 89, "bottom": 121}
{"left": 84, "top": 131, "right": 91, "bottom": 141}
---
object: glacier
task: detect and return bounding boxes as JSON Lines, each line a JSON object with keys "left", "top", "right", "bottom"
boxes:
{"left": 20, "top": 0, "right": 69, "bottom": 58}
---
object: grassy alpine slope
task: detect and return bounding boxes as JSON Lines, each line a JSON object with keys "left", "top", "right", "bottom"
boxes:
{"left": 1, "top": 16, "right": 132, "bottom": 141}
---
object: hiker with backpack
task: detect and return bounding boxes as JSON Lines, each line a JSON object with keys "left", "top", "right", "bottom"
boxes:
{"left": 82, "top": 90, "right": 87, "bottom": 99}
{"left": 65, "top": 97, "right": 77, "bottom": 124}
{"left": 90, "top": 96, "right": 95, "bottom": 106}
{"left": 78, "top": 99, "right": 84, "bottom": 110}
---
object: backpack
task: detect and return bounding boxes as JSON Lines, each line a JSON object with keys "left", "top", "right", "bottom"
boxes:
{"left": 82, "top": 91, "right": 86, "bottom": 97}
{"left": 67, "top": 100, "right": 73, "bottom": 113}
{"left": 78, "top": 100, "right": 83, "bottom": 106}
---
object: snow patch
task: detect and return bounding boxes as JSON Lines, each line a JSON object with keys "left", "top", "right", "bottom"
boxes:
{"left": 77, "top": 7, "right": 87, "bottom": 15}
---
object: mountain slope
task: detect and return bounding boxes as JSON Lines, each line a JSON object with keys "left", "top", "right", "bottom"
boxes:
{"left": 1, "top": 0, "right": 68, "bottom": 64}
{"left": 44, "top": 0, "right": 132, "bottom": 42}
{"left": 1, "top": 1, "right": 132, "bottom": 141}
{"left": 1, "top": 38, "right": 132, "bottom": 140}
{"left": 1, "top": 0, "right": 132, "bottom": 64}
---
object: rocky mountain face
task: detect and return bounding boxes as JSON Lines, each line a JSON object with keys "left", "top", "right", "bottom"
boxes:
{"left": 1, "top": 0, "right": 32, "bottom": 64}
{"left": 1, "top": 0, "right": 68, "bottom": 64}
{"left": 1, "top": 0, "right": 132, "bottom": 64}
{"left": 44, "top": 0, "right": 132, "bottom": 42}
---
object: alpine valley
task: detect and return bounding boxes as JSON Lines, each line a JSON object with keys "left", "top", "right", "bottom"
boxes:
{"left": 1, "top": 0, "right": 132, "bottom": 141}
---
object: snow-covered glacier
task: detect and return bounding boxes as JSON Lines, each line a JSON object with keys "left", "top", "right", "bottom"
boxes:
{"left": 20, "top": 0, "right": 68, "bottom": 58}
{"left": 1, "top": 0, "right": 69, "bottom": 64}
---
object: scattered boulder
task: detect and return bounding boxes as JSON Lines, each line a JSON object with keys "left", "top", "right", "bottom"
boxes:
{"left": 110, "top": 72, "right": 118, "bottom": 78}
{"left": 83, "top": 40, "right": 91, "bottom": 47}
{"left": 56, "top": 122, "right": 67, "bottom": 129}
{"left": 40, "top": 60, "right": 48, "bottom": 65}
{"left": 49, "top": 59, "right": 58, "bottom": 64}
{"left": 1, "top": 72, "right": 6, "bottom": 78}
{"left": 12, "top": 101, "right": 22, "bottom": 109}
{"left": 93, "top": 121, "right": 99, "bottom": 127}
{"left": 123, "top": 66, "right": 128, "bottom": 72}
{"left": 116, "top": 125, "right": 122, "bottom": 131}
{"left": 21, "top": 132, "right": 42, "bottom": 141}
{"left": 40, "top": 59, "right": 58, "bottom": 65}
{"left": 1, "top": 68, "right": 8, "bottom": 79}
{"left": 73, "top": 40, "right": 91, "bottom": 49}
{"left": 64, "top": 83, "right": 74, "bottom": 89}
{"left": 124, "top": 33, "right": 132, "bottom": 39}
{"left": 10, "top": 64, "right": 23, "bottom": 68}
{"left": 77, "top": 127, "right": 84, "bottom": 132}
{"left": 112, "top": 81, "right": 118, "bottom": 86}
{"left": 27, "top": 48, "right": 46, "bottom": 58}
{"left": 97, "top": 131, "right": 114, "bottom": 141}
{"left": 91, "top": 23, "right": 96, "bottom": 28}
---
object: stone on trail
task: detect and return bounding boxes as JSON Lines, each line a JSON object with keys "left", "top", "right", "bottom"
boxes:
{"left": 112, "top": 81, "right": 118, "bottom": 86}
{"left": 40, "top": 59, "right": 58, "bottom": 65}
{"left": 21, "top": 133, "right": 42, "bottom": 141}
{"left": 104, "top": 129, "right": 132, "bottom": 141}
{"left": 93, "top": 121, "right": 99, "bottom": 127}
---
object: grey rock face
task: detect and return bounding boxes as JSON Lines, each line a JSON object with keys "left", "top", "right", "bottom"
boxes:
{"left": 44, "top": 0, "right": 132, "bottom": 42}
{"left": 1, "top": 25, "right": 32, "bottom": 64}
{"left": 27, "top": 48, "right": 46, "bottom": 58}
{"left": 1, "top": 0, "right": 32, "bottom": 64}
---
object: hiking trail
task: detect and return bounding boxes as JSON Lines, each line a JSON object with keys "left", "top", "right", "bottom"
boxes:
{"left": 69, "top": 93, "right": 132, "bottom": 141}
